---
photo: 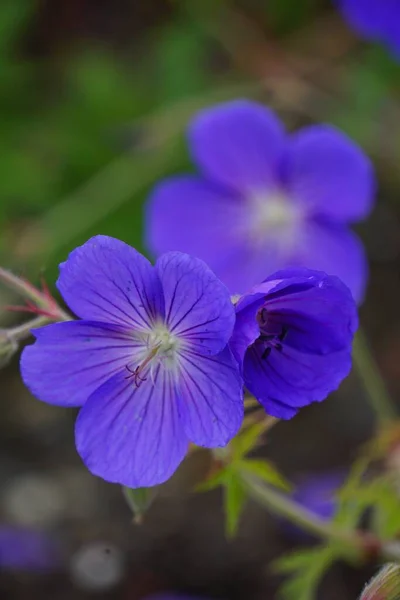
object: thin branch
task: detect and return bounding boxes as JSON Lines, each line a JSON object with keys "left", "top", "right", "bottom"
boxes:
{"left": 353, "top": 328, "right": 397, "bottom": 424}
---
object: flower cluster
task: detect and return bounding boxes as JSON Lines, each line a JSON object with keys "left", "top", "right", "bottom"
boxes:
{"left": 334, "top": 0, "right": 400, "bottom": 58}
{"left": 146, "top": 100, "right": 375, "bottom": 302}
{"left": 21, "top": 235, "right": 357, "bottom": 488}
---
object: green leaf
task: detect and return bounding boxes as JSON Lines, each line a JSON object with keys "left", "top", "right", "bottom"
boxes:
{"left": 0, "top": 0, "right": 35, "bottom": 54}
{"left": 238, "top": 459, "right": 291, "bottom": 492}
{"left": 155, "top": 17, "right": 209, "bottom": 104}
{"left": 224, "top": 470, "right": 247, "bottom": 537}
{"left": 333, "top": 457, "right": 371, "bottom": 529}
{"left": 265, "top": 0, "right": 318, "bottom": 34}
{"left": 366, "top": 478, "right": 400, "bottom": 540}
{"left": 196, "top": 469, "right": 228, "bottom": 492}
{"left": 273, "top": 546, "right": 337, "bottom": 600}
{"left": 334, "top": 459, "right": 400, "bottom": 540}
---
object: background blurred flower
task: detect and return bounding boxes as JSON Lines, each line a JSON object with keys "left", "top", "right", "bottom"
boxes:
{"left": 292, "top": 471, "right": 346, "bottom": 522}
{"left": 229, "top": 268, "right": 358, "bottom": 419}
{"left": 334, "top": 0, "right": 400, "bottom": 58}
{"left": 282, "top": 471, "right": 346, "bottom": 540}
{"left": 21, "top": 236, "right": 243, "bottom": 488}
{"left": 146, "top": 100, "right": 375, "bottom": 302}
{"left": 0, "top": 526, "right": 62, "bottom": 572}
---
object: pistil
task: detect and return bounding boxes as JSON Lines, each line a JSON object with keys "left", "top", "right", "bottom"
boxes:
{"left": 126, "top": 345, "right": 161, "bottom": 387}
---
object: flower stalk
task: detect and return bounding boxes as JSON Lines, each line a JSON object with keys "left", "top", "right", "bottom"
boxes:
{"left": 242, "top": 472, "right": 400, "bottom": 564}
{"left": 0, "top": 268, "right": 72, "bottom": 364}
{"left": 353, "top": 328, "right": 396, "bottom": 424}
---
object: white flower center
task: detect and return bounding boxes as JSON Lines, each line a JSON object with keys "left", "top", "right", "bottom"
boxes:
{"left": 148, "top": 323, "right": 180, "bottom": 361}
{"left": 129, "top": 323, "right": 181, "bottom": 386}
{"left": 248, "top": 190, "right": 304, "bottom": 250}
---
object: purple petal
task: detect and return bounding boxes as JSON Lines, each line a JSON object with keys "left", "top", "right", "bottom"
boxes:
{"left": 178, "top": 347, "right": 243, "bottom": 447}
{"left": 75, "top": 370, "right": 188, "bottom": 487}
{"left": 264, "top": 271, "right": 358, "bottom": 354}
{"left": 297, "top": 220, "right": 369, "bottom": 303}
{"left": 334, "top": 0, "right": 395, "bottom": 38}
{"left": 146, "top": 175, "right": 300, "bottom": 296}
{"left": 285, "top": 125, "right": 375, "bottom": 222}
{"left": 21, "top": 321, "right": 136, "bottom": 407}
{"left": 145, "top": 175, "right": 248, "bottom": 263}
{"left": 57, "top": 235, "right": 164, "bottom": 330}
{"left": 156, "top": 252, "right": 235, "bottom": 355}
{"left": 243, "top": 341, "right": 352, "bottom": 419}
{"left": 229, "top": 280, "right": 283, "bottom": 365}
{"left": 188, "top": 100, "right": 285, "bottom": 192}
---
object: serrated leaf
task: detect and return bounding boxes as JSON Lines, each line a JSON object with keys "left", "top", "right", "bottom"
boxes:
{"left": 367, "top": 478, "right": 400, "bottom": 540}
{"left": 196, "top": 469, "right": 228, "bottom": 492}
{"left": 238, "top": 459, "right": 291, "bottom": 492}
{"left": 273, "top": 546, "right": 336, "bottom": 600}
{"left": 224, "top": 470, "right": 247, "bottom": 537}
{"left": 272, "top": 548, "right": 322, "bottom": 574}
{"left": 334, "top": 457, "right": 370, "bottom": 529}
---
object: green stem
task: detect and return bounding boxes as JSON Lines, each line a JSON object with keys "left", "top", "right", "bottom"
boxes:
{"left": 242, "top": 472, "right": 361, "bottom": 550}
{"left": 242, "top": 473, "right": 400, "bottom": 563}
{"left": 353, "top": 328, "right": 396, "bottom": 424}
{"left": 7, "top": 316, "right": 51, "bottom": 340}
{"left": 0, "top": 266, "right": 46, "bottom": 306}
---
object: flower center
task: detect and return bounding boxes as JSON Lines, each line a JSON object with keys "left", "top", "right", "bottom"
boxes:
{"left": 256, "top": 306, "right": 288, "bottom": 360}
{"left": 249, "top": 190, "right": 303, "bottom": 248}
{"left": 127, "top": 324, "right": 181, "bottom": 387}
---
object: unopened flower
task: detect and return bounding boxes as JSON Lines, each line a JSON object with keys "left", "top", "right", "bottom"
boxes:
{"left": 21, "top": 236, "right": 243, "bottom": 488}
{"left": 334, "top": 0, "right": 400, "bottom": 58}
{"left": 146, "top": 100, "right": 375, "bottom": 302}
{"left": 360, "top": 563, "right": 400, "bottom": 600}
{"left": 229, "top": 268, "right": 358, "bottom": 418}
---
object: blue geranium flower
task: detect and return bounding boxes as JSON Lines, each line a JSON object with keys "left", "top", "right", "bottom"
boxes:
{"left": 229, "top": 268, "right": 358, "bottom": 419}
{"left": 334, "top": 0, "right": 400, "bottom": 57}
{"left": 21, "top": 236, "right": 244, "bottom": 488}
{"left": 146, "top": 100, "right": 375, "bottom": 303}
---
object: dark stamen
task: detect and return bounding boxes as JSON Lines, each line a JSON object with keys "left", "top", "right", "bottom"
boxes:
{"left": 262, "top": 346, "right": 272, "bottom": 360}
{"left": 259, "top": 334, "right": 276, "bottom": 342}
{"left": 278, "top": 326, "right": 288, "bottom": 342}
{"left": 125, "top": 364, "right": 147, "bottom": 387}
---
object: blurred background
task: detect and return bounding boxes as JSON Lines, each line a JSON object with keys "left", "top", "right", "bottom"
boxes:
{"left": 0, "top": 0, "right": 399, "bottom": 598}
